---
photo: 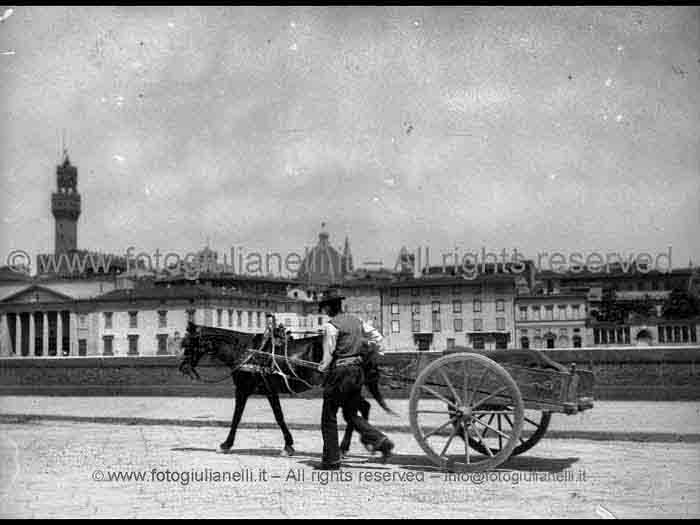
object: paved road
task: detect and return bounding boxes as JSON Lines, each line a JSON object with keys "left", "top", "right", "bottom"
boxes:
{"left": 2, "top": 397, "right": 700, "bottom": 438}
{"left": 1, "top": 420, "right": 699, "bottom": 518}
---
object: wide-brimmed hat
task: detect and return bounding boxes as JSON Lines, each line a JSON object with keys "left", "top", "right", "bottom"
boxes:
{"left": 318, "top": 293, "right": 345, "bottom": 312}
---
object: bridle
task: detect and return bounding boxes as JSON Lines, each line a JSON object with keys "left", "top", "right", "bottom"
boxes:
{"left": 179, "top": 326, "right": 321, "bottom": 392}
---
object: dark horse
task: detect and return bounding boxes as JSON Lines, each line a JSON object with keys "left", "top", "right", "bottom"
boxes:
{"left": 178, "top": 322, "right": 392, "bottom": 456}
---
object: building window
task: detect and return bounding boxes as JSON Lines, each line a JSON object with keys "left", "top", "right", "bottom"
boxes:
{"left": 391, "top": 320, "right": 400, "bottom": 333}
{"left": 158, "top": 310, "right": 167, "bottom": 329}
{"left": 410, "top": 287, "right": 419, "bottom": 296}
{"left": 411, "top": 302, "right": 421, "bottom": 316}
{"left": 519, "top": 307, "right": 527, "bottom": 321}
{"left": 104, "top": 312, "right": 113, "bottom": 329}
{"left": 473, "top": 299, "right": 481, "bottom": 313}
{"left": 318, "top": 317, "right": 324, "bottom": 326}
{"left": 496, "top": 299, "right": 504, "bottom": 312}
{"left": 594, "top": 328, "right": 600, "bottom": 345}
{"left": 432, "top": 313, "right": 441, "bottom": 332}
{"left": 285, "top": 318, "right": 292, "bottom": 327}
{"left": 432, "top": 301, "right": 440, "bottom": 313}
{"left": 573, "top": 335, "right": 582, "bottom": 348}
{"left": 666, "top": 326, "right": 673, "bottom": 342}
{"left": 691, "top": 326, "right": 697, "bottom": 343}
{"left": 472, "top": 336, "right": 485, "bottom": 350}
{"left": 237, "top": 310, "right": 242, "bottom": 327}
{"left": 473, "top": 318, "right": 483, "bottom": 331}
{"left": 532, "top": 306, "right": 541, "bottom": 321}
{"left": 454, "top": 318, "right": 463, "bottom": 332}
{"left": 572, "top": 305, "right": 580, "bottom": 319}
{"left": 129, "top": 311, "right": 138, "bottom": 329}
{"left": 496, "top": 317, "right": 505, "bottom": 331}
{"left": 431, "top": 287, "right": 441, "bottom": 297}
{"left": 521, "top": 336, "right": 530, "bottom": 349}
{"left": 559, "top": 305, "right": 567, "bottom": 320}
{"left": 412, "top": 319, "right": 421, "bottom": 332}
{"left": 453, "top": 300, "right": 462, "bottom": 314}
{"left": 248, "top": 311, "right": 253, "bottom": 328}
{"left": 127, "top": 334, "right": 139, "bottom": 355}
{"left": 674, "top": 326, "right": 681, "bottom": 342}
{"left": 216, "top": 309, "right": 223, "bottom": 327}
{"left": 78, "top": 314, "right": 87, "bottom": 329}
{"left": 228, "top": 309, "right": 233, "bottom": 327}
{"left": 78, "top": 339, "right": 87, "bottom": 356}
{"left": 257, "top": 312, "right": 262, "bottom": 328}
{"left": 187, "top": 309, "right": 196, "bottom": 324}
{"left": 390, "top": 287, "right": 399, "bottom": 297}
{"left": 157, "top": 334, "right": 168, "bottom": 355}
{"left": 451, "top": 285, "right": 461, "bottom": 295}
{"left": 658, "top": 326, "right": 665, "bottom": 343}
{"left": 102, "top": 335, "right": 114, "bottom": 356}
{"left": 447, "top": 338, "right": 455, "bottom": 350}
{"left": 391, "top": 303, "right": 400, "bottom": 315}
{"left": 682, "top": 326, "right": 689, "bottom": 343}
{"left": 545, "top": 306, "right": 553, "bottom": 321}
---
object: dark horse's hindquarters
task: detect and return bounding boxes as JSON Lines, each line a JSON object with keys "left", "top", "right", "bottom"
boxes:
{"left": 178, "top": 322, "right": 391, "bottom": 456}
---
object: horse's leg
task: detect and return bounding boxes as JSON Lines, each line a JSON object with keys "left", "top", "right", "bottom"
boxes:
{"left": 220, "top": 384, "right": 249, "bottom": 453}
{"left": 266, "top": 391, "right": 295, "bottom": 456}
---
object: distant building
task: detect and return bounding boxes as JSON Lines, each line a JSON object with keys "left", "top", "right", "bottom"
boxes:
{"left": 0, "top": 282, "right": 321, "bottom": 357}
{"left": 297, "top": 224, "right": 353, "bottom": 286}
{"left": 51, "top": 152, "right": 81, "bottom": 254}
{"left": 379, "top": 273, "right": 517, "bottom": 352}
{"left": 515, "top": 293, "right": 588, "bottom": 349}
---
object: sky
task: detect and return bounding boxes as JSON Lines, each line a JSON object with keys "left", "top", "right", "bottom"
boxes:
{"left": 1, "top": 6, "right": 699, "bottom": 276}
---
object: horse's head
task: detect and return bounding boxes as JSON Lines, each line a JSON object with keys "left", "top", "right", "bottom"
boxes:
{"left": 178, "top": 322, "right": 208, "bottom": 380}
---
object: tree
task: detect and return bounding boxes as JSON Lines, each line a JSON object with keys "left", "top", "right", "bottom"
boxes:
{"left": 662, "top": 289, "right": 700, "bottom": 319}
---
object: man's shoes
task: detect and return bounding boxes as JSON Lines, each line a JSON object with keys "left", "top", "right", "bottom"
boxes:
{"left": 315, "top": 462, "right": 341, "bottom": 471}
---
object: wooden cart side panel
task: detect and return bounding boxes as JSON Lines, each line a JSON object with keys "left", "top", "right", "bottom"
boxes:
{"left": 502, "top": 365, "right": 575, "bottom": 411}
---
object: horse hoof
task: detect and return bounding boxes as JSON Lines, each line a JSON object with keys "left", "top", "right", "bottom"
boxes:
{"left": 218, "top": 444, "right": 233, "bottom": 454}
{"left": 280, "top": 445, "right": 295, "bottom": 457}
{"left": 340, "top": 450, "right": 349, "bottom": 460}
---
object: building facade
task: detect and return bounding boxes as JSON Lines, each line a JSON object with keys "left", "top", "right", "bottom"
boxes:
{"left": 514, "top": 293, "right": 588, "bottom": 349}
{"left": 379, "top": 275, "right": 517, "bottom": 352}
{"left": 0, "top": 282, "right": 323, "bottom": 358}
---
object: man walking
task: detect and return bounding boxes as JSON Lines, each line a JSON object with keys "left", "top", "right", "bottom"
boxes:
{"left": 317, "top": 294, "right": 394, "bottom": 470}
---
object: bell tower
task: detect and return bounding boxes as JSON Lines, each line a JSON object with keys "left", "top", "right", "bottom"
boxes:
{"left": 51, "top": 150, "right": 81, "bottom": 254}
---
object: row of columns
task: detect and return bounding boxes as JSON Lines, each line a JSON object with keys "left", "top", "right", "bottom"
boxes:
{"left": 4, "top": 311, "right": 73, "bottom": 357}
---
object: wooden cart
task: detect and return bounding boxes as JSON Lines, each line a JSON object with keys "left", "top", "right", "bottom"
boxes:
{"left": 407, "top": 349, "right": 594, "bottom": 472}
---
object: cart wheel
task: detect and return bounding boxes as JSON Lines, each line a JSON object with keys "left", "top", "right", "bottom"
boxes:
{"left": 409, "top": 353, "right": 524, "bottom": 472}
{"left": 467, "top": 410, "right": 551, "bottom": 457}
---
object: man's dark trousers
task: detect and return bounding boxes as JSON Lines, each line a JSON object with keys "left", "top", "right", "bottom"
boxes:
{"left": 321, "top": 364, "right": 386, "bottom": 466}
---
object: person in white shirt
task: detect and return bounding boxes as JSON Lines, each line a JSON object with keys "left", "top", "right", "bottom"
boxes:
{"left": 317, "top": 295, "right": 394, "bottom": 470}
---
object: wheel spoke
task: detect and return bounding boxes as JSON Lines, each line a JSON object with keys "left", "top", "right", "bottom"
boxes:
{"left": 424, "top": 418, "right": 458, "bottom": 439}
{"left": 503, "top": 413, "right": 514, "bottom": 429}
{"left": 464, "top": 428, "right": 471, "bottom": 464}
{"left": 468, "top": 420, "right": 495, "bottom": 457}
{"left": 440, "top": 425, "right": 460, "bottom": 457}
{"left": 498, "top": 414, "right": 503, "bottom": 449}
{"left": 416, "top": 409, "right": 452, "bottom": 415}
{"left": 462, "top": 360, "right": 469, "bottom": 405}
{"left": 469, "top": 367, "right": 490, "bottom": 405}
{"left": 472, "top": 417, "right": 514, "bottom": 440}
{"left": 471, "top": 386, "right": 509, "bottom": 410}
{"left": 439, "top": 368, "right": 462, "bottom": 406}
{"left": 524, "top": 416, "right": 540, "bottom": 428}
{"left": 420, "top": 385, "right": 460, "bottom": 410}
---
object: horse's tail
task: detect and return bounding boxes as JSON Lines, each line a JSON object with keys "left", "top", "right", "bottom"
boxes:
{"left": 366, "top": 375, "right": 397, "bottom": 416}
